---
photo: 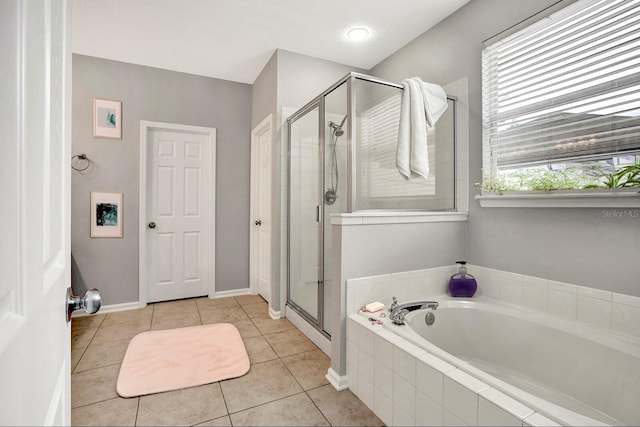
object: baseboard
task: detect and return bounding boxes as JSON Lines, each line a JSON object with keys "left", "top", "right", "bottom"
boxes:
{"left": 326, "top": 367, "right": 349, "bottom": 391}
{"left": 72, "top": 301, "right": 146, "bottom": 318}
{"left": 73, "top": 289, "right": 254, "bottom": 319}
{"left": 285, "top": 305, "right": 331, "bottom": 356}
{"left": 269, "top": 307, "right": 282, "bottom": 320}
{"left": 212, "top": 288, "right": 252, "bottom": 298}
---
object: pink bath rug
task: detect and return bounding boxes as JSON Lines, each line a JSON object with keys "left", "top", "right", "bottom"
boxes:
{"left": 116, "top": 323, "right": 250, "bottom": 397}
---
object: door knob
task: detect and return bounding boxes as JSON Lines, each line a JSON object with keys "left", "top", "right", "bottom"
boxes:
{"left": 255, "top": 220, "right": 262, "bottom": 226}
{"left": 67, "top": 287, "right": 101, "bottom": 322}
{"left": 148, "top": 221, "right": 156, "bottom": 229}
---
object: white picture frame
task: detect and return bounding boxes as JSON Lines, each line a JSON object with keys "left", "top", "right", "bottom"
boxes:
{"left": 90, "top": 191, "right": 123, "bottom": 238}
{"left": 93, "top": 98, "right": 122, "bottom": 139}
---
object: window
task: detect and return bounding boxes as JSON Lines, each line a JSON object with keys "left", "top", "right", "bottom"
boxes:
{"left": 482, "top": 0, "right": 640, "bottom": 193}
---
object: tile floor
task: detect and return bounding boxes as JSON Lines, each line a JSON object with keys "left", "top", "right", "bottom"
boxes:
{"left": 71, "top": 295, "right": 383, "bottom": 426}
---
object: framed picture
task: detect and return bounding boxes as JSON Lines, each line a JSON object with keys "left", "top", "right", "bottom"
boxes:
{"left": 93, "top": 98, "right": 122, "bottom": 139}
{"left": 90, "top": 192, "right": 123, "bottom": 238}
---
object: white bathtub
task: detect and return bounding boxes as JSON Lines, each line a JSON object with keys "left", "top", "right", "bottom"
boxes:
{"left": 388, "top": 296, "right": 640, "bottom": 426}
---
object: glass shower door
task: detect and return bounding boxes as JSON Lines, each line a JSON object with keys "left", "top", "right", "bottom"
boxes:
{"left": 288, "top": 105, "right": 321, "bottom": 322}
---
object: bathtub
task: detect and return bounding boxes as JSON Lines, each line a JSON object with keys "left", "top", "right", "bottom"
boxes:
{"left": 383, "top": 296, "right": 640, "bottom": 426}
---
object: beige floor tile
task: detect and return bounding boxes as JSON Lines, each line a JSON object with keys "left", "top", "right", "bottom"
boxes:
{"left": 307, "top": 384, "right": 384, "bottom": 427}
{"left": 72, "top": 327, "right": 98, "bottom": 350}
{"left": 235, "top": 294, "right": 266, "bottom": 306}
{"left": 263, "top": 329, "right": 317, "bottom": 358}
{"left": 102, "top": 306, "right": 153, "bottom": 327}
{"left": 241, "top": 302, "right": 269, "bottom": 318}
{"left": 136, "top": 383, "right": 227, "bottom": 427}
{"left": 91, "top": 319, "right": 151, "bottom": 345}
{"left": 220, "top": 359, "right": 302, "bottom": 414}
{"left": 151, "top": 311, "right": 202, "bottom": 330}
{"left": 251, "top": 316, "right": 295, "bottom": 335}
{"left": 199, "top": 306, "right": 249, "bottom": 324}
{"left": 72, "top": 313, "right": 106, "bottom": 330}
{"left": 230, "top": 393, "right": 329, "bottom": 427}
{"left": 281, "top": 349, "right": 330, "bottom": 390}
{"left": 75, "top": 339, "right": 130, "bottom": 373}
{"left": 151, "top": 298, "right": 198, "bottom": 316}
{"left": 71, "top": 397, "right": 138, "bottom": 426}
{"left": 71, "top": 364, "right": 120, "bottom": 408}
{"left": 243, "top": 336, "right": 278, "bottom": 364}
{"left": 195, "top": 296, "right": 238, "bottom": 309}
{"left": 71, "top": 346, "right": 85, "bottom": 373}
{"left": 230, "top": 319, "right": 262, "bottom": 339}
{"left": 194, "top": 415, "right": 232, "bottom": 426}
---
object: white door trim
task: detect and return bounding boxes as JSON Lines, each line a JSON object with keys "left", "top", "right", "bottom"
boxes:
{"left": 139, "top": 121, "right": 216, "bottom": 305}
{"left": 250, "top": 114, "right": 273, "bottom": 298}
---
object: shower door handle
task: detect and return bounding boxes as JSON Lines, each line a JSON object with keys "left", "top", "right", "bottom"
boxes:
{"left": 316, "top": 205, "right": 321, "bottom": 222}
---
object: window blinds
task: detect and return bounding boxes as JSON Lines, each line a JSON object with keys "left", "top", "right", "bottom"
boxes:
{"left": 482, "top": 0, "right": 640, "bottom": 170}
{"left": 359, "top": 93, "right": 436, "bottom": 199}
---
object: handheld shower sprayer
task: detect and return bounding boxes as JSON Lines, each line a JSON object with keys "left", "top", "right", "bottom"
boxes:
{"left": 325, "top": 115, "right": 347, "bottom": 205}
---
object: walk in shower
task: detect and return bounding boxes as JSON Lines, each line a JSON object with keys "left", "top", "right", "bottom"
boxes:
{"left": 287, "top": 72, "right": 456, "bottom": 337}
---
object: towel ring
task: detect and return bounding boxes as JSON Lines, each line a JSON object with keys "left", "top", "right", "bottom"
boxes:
{"left": 71, "top": 153, "right": 91, "bottom": 172}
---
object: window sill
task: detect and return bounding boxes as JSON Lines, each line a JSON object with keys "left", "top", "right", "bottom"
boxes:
{"left": 476, "top": 189, "right": 640, "bottom": 208}
{"left": 330, "top": 211, "right": 468, "bottom": 225}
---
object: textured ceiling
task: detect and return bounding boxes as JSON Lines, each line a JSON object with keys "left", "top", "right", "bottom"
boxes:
{"left": 72, "top": 0, "right": 469, "bottom": 84}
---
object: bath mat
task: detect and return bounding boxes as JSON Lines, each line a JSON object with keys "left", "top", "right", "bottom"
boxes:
{"left": 116, "top": 323, "right": 250, "bottom": 397}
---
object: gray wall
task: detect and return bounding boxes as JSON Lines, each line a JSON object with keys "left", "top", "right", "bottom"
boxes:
{"left": 72, "top": 54, "right": 252, "bottom": 305}
{"left": 371, "top": 0, "right": 640, "bottom": 297}
{"left": 251, "top": 52, "right": 277, "bottom": 129}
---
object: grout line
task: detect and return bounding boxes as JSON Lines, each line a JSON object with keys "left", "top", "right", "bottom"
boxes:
{"left": 305, "top": 388, "right": 333, "bottom": 426}
{"left": 134, "top": 396, "right": 140, "bottom": 426}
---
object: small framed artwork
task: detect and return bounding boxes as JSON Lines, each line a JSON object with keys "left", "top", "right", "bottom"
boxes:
{"left": 90, "top": 192, "right": 123, "bottom": 238}
{"left": 93, "top": 98, "right": 122, "bottom": 139}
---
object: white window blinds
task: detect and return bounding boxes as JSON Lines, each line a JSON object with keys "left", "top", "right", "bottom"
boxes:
{"left": 482, "top": 0, "right": 640, "bottom": 171}
{"left": 359, "top": 93, "right": 436, "bottom": 199}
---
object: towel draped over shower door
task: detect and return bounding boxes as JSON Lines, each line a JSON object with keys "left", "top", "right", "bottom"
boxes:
{"left": 396, "top": 77, "right": 448, "bottom": 180}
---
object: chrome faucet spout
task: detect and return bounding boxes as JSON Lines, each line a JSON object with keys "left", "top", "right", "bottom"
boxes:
{"left": 388, "top": 297, "right": 439, "bottom": 326}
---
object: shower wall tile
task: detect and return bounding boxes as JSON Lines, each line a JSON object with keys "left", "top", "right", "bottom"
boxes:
{"left": 373, "top": 387, "right": 393, "bottom": 426}
{"left": 478, "top": 396, "right": 524, "bottom": 427}
{"left": 443, "top": 409, "right": 468, "bottom": 426}
{"left": 374, "top": 361, "right": 393, "bottom": 399}
{"left": 393, "top": 373, "right": 416, "bottom": 419}
{"left": 392, "top": 401, "right": 415, "bottom": 427}
{"left": 547, "top": 287, "right": 577, "bottom": 321}
{"left": 611, "top": 303, "right": 640, "bottom": 338}
{"left": 522, "top": 275, "right": 548, "bottom": 312}
{"left": 577, "top": 295, "right": 611, "bottom": 328}
{"left": 374, "top": 333, "right": 395, "bottom": 370}
{"left": 415, "top": 390, "right": 445, "bottom": 426}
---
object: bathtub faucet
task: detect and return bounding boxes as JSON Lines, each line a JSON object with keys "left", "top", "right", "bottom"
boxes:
{"left": 389, "top": 297, "right": 438, "bottom": 326}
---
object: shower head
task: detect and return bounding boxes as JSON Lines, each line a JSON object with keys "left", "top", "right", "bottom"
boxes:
{"left": 329, "top": 115, "right": 347, "bottom": 137}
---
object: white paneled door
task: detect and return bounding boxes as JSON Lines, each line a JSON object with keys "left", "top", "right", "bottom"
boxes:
{"left": 250, "top": 115, "right": 272, "bottom": 304}
{"left": 0, "top": 0, "right": 72, "bottom": 425}
{"left": 142, "top": 123, "right": 216, "bottom": 303}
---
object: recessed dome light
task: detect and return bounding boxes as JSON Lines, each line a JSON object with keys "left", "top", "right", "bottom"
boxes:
{"left": 347, "top": 27, "right": 370, "bottom": 41}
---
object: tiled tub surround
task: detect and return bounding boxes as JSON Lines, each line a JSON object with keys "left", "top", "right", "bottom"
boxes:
{"left": 345, "top": 265, "right": 640, "bottom": 426}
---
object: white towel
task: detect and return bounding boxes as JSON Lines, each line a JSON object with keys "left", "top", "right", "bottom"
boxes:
{"left": 396, "top": 77, "right": 448, "bottom": 180}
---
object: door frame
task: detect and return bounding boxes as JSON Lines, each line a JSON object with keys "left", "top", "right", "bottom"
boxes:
{"left": 249, "top": 114, "right": 273, "bottom": 298}
{"left": 139, "top": 120, "right": 216, "bottom": 305}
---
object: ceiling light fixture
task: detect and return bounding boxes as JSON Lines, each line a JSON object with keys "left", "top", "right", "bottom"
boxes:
{"left": 346, "top": 27, "right": 370, "bottom": 41}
